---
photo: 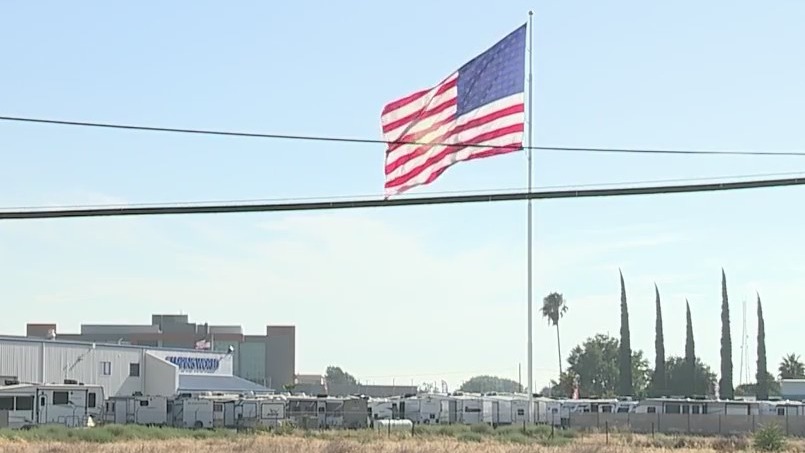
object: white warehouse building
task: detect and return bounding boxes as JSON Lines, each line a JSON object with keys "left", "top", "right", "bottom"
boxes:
{"left": 0, "top": 336, "right": 270, "bottom": 398}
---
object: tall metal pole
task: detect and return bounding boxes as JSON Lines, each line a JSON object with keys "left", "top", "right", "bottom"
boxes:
{"left": 526, "top": 10, "right": 535, "bottom": 424}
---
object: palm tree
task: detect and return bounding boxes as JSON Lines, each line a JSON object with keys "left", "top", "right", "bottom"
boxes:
{"left": 779, "top": 353, "right": 805, "bottom": 379}
{"left": 541, "top": 292, "right": 569, "bottom": 376}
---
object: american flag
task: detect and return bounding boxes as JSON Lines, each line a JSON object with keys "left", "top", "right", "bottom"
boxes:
{"left": 381, "top": 24, "right": 527, "bottom": 196}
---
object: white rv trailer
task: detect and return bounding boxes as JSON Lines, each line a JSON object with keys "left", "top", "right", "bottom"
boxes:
{"left": 758, "top": 400, "right": 805, "bottom": 416}
{"left": 286, "top": 395, "right": 368, "bottom": 429}
{"left": 170, "top": 396, "right": 214, "bottom": 429}
{"left": 417, "top": 395, "right": 444, "bottom": 424}
{"left": 202, "top": 395, "right": 287, "bottom": 429}
{"left": 368, "top": 398, "right": 393, "bottom": 423}
{"left": 104, "top": 395, "right": 169, "bottom": 426}
{"left": 634, "top": 398, "right": 761, "bottom": 416}
{"left": 452, "top": 392, "right": 483, "bottom": 424}
{"left": 394, "top": 394, "right": 448, "bottom": 424}
{"left": 0, "top": 383, "right": 104, "bottom": 429}
{"left": 482, "top": 393, "right": 529, "bottom": 425}
{"left": 545, "top": 398, "right": 619, "bottom": 427}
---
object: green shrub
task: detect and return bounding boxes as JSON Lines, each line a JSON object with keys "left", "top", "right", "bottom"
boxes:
{"left": 457, "top": 431, "right": 484, "bottom": 443}
{"left": 469, "top": 423, "right": 492, "bottom": 434}
{"left": 754, "top": 424, "right": 786, "bottom": 452}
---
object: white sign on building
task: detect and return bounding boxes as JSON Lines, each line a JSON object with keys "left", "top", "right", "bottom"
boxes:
{"left": 146, "top": 349, "right": 233, "bottom": 376}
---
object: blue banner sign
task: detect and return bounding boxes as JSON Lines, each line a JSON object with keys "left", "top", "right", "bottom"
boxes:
{"left": 165, "top": 356, "right": 220, "bottom": 373}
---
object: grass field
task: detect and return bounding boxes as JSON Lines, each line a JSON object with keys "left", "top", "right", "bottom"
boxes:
{"left": 0, "top": 423, "right": 799, "bottom": 452}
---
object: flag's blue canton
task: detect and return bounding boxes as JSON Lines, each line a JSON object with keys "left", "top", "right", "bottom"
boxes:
{"left": 456, "top": 23, "right": 527, "bottom": 116}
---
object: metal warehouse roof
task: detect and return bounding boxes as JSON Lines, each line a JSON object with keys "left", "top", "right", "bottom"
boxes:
{"left": 178, "top": 375, "right": 271, "bottom": 394}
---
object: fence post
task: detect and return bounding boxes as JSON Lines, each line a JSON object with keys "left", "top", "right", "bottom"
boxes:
{"left": 718, "top": 415, "right": 722, "bottom": 436}
{"left": 605, "top": 421, "right": 609, "bottom": 445}
{"left": 651, "top": 421, "right": 655, "bottom": 438}
{"left": 786, "top": 411, "right": 790, "bottom": 436}
{"left": 412, "top": 422, "right": 415, "bottom": 437}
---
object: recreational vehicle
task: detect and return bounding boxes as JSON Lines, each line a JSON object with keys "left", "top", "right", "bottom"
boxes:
{"left": 204, "top": 395, "right": 287, "bottom": 429}
{"left": 452, "top": 393, "right": 483, "bottom": 424}
{"left": 0, "top": 383, "right": 104, "bottom": 429}
{"left": 483, "top": 393, "right": 529, "bottom": 425}
{"left": 286, "top": 395, "right": 368, "bottom": 429}
{"left": 104, "top": 395, "right": 169, "bottom": 426}
{"left": 170, "top": 396, "right": 214, "bottom": 429}
{"left": 368, "top": 398, "right": 393, "bottom": 424}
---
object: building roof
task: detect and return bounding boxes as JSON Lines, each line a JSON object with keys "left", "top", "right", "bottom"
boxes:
{"left": 178, "top": 375, "right": 271, "bottom": 394}
{"left": 0, "top": 335, "right": 216, "bottom": 354}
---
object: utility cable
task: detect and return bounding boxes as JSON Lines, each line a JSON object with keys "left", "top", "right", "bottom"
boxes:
{"left": 0, "top": 175, "right": 802, "bottom": 220}
{"left": 2, "top": 115, "right": 805, "bottom": 157}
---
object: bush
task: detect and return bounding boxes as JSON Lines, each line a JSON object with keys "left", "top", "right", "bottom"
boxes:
{"left": 469, "top": 423, "right": 492, "bottom": 434}
{"left": 712, "top": 435, "right": 749, "bottom": 452}
{"left": 457, "top": 431, "right": 484, "bottom": 443}
{"left": 754, "top": 424, "right": 787, "bottom": 452}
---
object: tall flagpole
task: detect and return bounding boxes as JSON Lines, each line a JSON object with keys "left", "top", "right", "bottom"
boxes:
{"left": 526, "top": 10, "right": 535, "bottom": 424}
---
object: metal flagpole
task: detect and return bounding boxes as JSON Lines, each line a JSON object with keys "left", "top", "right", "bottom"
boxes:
{"left": 526, "top": 10, "right": 535, "bottom": 424}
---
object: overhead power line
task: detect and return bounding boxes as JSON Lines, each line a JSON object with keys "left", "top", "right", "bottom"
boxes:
{"left": 1, "top": 176, "right": 803, "bottom": 220}
{"left": 2, "top": 115, "right": 805, "bottom": 157}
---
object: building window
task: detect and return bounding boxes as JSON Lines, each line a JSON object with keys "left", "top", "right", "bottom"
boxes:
{"left": 87, "top": 393, "right": 96, "bottom": 408}
{"left": 16, "top": 396, "right": 33, "bottom": 411}
{"left": 139, "top": 400, "right": 149, "bottom": 407}
{"left": 129, "top": 363, "right": 140, "bottom": 377}
{"left": 101, "top": 361, "right": 112, "bottom": 376}
{"left": 0, "top": 397, "right": 12, "bottom": 410}
{"left": 53, "top": 391, "right": 69, "bottom": 405}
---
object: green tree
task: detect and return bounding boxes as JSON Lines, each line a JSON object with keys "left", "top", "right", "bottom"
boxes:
{"left": 459, "top": 375, "right": 522, "bottom": 393}
{"left": 779, "top": 354, "right": 805, "bottom": 380}
{"left": 565, "top": 333, "right": 650, "bottom": 398}
{"left": 756, "top": 294, "right": 769, "bottom": 400}
{"left": 736, "top": 372, "right": 781, "bottom": 397}
{"left": 541, "top": 292, "right": 569, "bottom": 377}
{"left": 650, "top": 283, "right": 666, "bottom": 397}
{"left": 720, "top": 269, "right": 734, "bottom": 399}
{"left": 618, "top": 270, "right": 633, "bottom": 396}
{"left": 325, "top": 366, "right": 358, "bottom": 387}
{"left": 684, "top": 300, "right": 696, "bottom": 396}
{"left": 666, "top": 356, "right": 717, "bottom": 396}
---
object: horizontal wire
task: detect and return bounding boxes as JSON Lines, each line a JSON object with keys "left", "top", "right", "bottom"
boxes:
{"left": 2, "top": 115, "right": 805, "bottom": 157}
{"left": 3, "top": 170, "right": 804, "bottom": 212}
{"left": 0, "top": 176, "right": 802, "bottom": 220}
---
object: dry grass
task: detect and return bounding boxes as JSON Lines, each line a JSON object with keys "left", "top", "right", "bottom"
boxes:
{"left": 0, "top": 435, "right": 702, "bottom": 453}
{"left": 1, "top": 428, "right": 805, "bottom": 452}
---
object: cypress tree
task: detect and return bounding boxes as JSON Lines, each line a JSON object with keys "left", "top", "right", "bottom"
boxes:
{"left": 756, "top": 293, "right": 769, "bottom": 400}
{"left": 652, "top": 283, "right": 666, "bottom": 397}
{"left": 684, "top": 300, "right": 696, "bottom": 397}
{"left": 719, "top": 269, "right": 734, "bottom": 399}
{"left": 618, "top": 270, "right": 633, "bottom": 396}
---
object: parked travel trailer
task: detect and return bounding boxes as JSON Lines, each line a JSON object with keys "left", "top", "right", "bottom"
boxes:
{"left": 170, "top": 396, "right": 214, "bottom": 429}
{"left": 0, "top": 383, "right": 104, "bottom": 429}
{"left": 758, "top": 400, "right": 805, "bottom": 416}
{"left": 104, "top": 395, "right": 169, "bottom": 426}
{"left": 286, "top": 395, "right": 368, "bottom": 429}
{"left": 543, "top": 398, "right": 619, "bottom": 427}
{"left": 634, "top": 398, "right": 759, "bottom": 416}
{"left": 392, "top": 395, "right": 446, "bottom": 424}
{"left": 368, "top": 398, "right": 393, "bottom": 423}
{"left": 453, "top": 393, "right": 483, "bottom": 424}
{"left": 483, "top": 393, "right": 529, "bottom": 425}
{"left": 204, "top": 395, "right": 287, "bottom": 429}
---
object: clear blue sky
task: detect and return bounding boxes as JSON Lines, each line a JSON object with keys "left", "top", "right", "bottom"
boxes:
{"left": 1, "top": 1, "right": 804, "bottom": 391}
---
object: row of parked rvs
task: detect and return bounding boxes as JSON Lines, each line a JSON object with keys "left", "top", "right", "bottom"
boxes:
{"left": 3, "top": 382, "right": 804, "bottom": 431}
{"left": 0, "top": 382, "right": 370, "bottom": 430}
{"left": 366, "top": 392, "right": 805, "bottom": 427}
